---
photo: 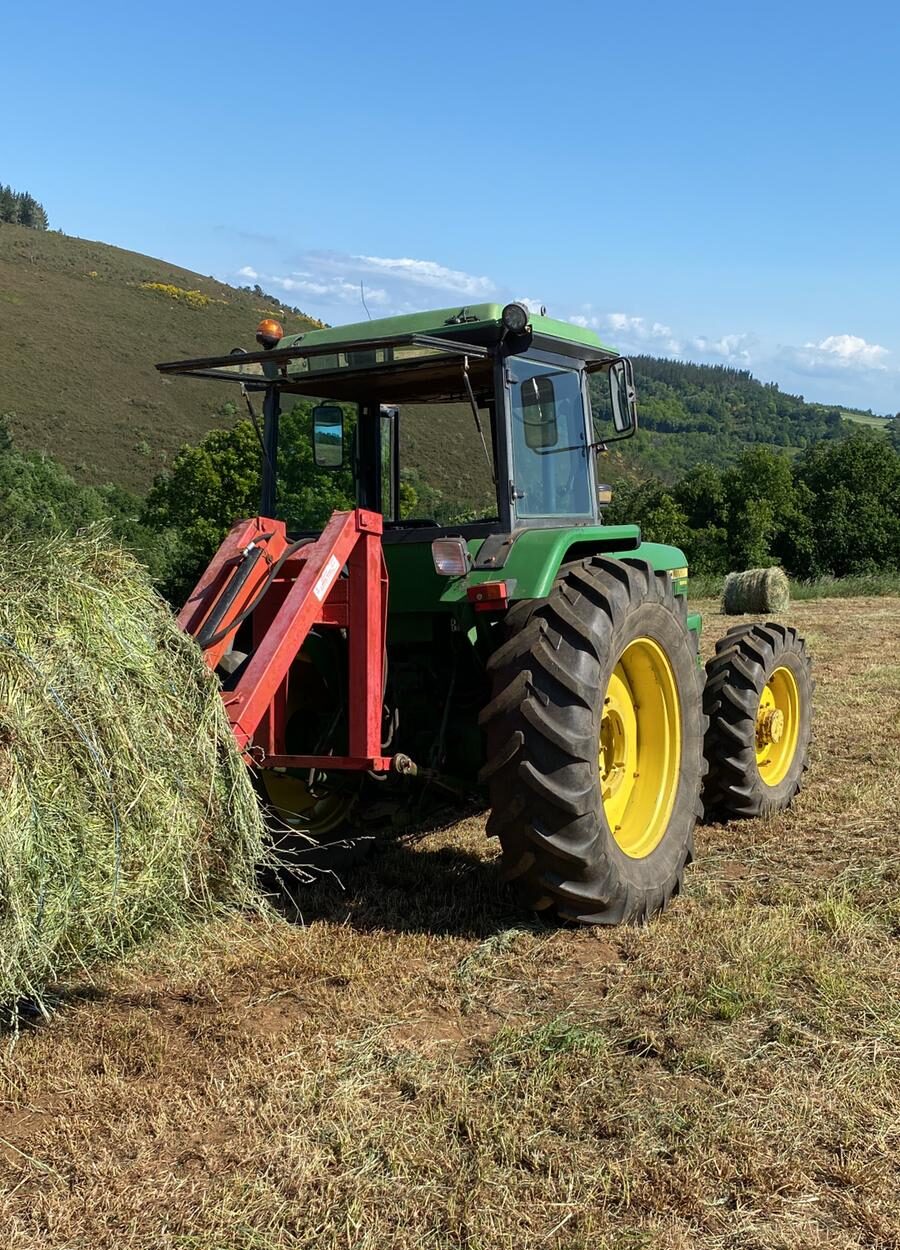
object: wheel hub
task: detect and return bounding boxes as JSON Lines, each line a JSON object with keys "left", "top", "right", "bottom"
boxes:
{"left": 260, "top": 771, "right": 356, "bottom": 836}
{"left": 756, "top": 706, "right": 785, "bottom": 747}
{"left": 754, "top": 666, "right": 801, "bottom": 787}
{"left": 600, "top": 706, "right": 627, "bottom": 800}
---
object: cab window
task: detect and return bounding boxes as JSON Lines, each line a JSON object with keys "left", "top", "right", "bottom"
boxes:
{"left": 509, "top": 358, "right": 591, "bottom": 519}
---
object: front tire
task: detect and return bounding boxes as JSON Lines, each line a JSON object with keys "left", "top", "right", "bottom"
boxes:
{"left": 479, "top": 558, "right": 706, "bottom": 924}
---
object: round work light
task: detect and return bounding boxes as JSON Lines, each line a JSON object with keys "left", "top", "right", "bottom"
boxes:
{"left": 501, "top": 302, "right": 529, "bottom": 333}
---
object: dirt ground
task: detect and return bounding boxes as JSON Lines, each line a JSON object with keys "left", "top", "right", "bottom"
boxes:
{"left": 1, "top": 598, "right": 898, "bottom": 1250}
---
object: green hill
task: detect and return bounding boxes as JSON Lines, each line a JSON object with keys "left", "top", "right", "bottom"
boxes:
{"left": 600, "top": 356, "right": 879, "bottom": 486}
{"left": 0, "top": 223, "right": 319, "bottom": 491}
{"left": 0, "top": 222, "right": 883, "bottom": 504}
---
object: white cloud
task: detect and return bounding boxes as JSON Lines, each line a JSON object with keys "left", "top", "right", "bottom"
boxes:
{"left": 607, "top": 312, "right": 673, "bottom": 338}
{"left": 516, "top": 297, "right": 546, "bottom": 313}
{"left": 234, "top": 250, "right": 496, "bottom": 321}
{"left": 691, "top": 333, "right": 753, "bottom": 363}
{"left": 567, "top": 307, "right": 764, "bottom": 365}
{"left": 568, "top": 308, "right": 682, "bottom": 354}
{"left": 235, "top": 265, "right": 389, "bottom": 306}
{"left": 809, "top": 334, "right": 889, "bottom": 368}
{"left": 780, "top": 333, "right": 890, "bottom": 374}
{"left": 277, "top": 274, "right": 389, "bottom": 305}
{"left": 352, "top": 254, "right": 494, "bottom": 298}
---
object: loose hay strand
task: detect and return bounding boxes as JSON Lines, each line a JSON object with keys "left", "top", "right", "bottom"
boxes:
{"left": 0, "top": 528, "right": 265, "bottom": 1013}
{"left": 722, "top": 565, "right": 791, "bottom": 614}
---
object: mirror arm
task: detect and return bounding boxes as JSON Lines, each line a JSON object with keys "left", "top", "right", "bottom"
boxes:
{"left": 587, "top": 425, "right": 637, "bottom": 451}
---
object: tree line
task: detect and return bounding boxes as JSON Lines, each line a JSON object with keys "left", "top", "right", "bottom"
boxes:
{"left": 141, "top": 406, "right": 899, "bottom": 595}
{"left": 589, "top": 356, "right": 887, "bottom": 482}
{"left": 605, "top": 432, "right": 899, "bottom": 579}
{"left": 0, "top": 403, "right": 895, "bottom": 602}
{"left": 0, "top": 184, "right": 49, "bottom": 229}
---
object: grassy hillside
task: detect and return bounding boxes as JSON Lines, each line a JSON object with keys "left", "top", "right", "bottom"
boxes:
{"left": 0, "top": 223, "right": 319, "bottom": 490}
{"left": 840, "top": 408, "right": 890, "bottom": 429}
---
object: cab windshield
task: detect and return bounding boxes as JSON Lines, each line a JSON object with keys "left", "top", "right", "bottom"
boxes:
{"left": 508, "top": 357, "right": 592, "bottom": 519}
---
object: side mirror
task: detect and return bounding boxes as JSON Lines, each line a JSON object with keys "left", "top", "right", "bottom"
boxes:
{"left": 312, "top": 404, "right": 344, "bottom": 468}
{"left": 609, "top": 358, "right": 637, "bottom": 434}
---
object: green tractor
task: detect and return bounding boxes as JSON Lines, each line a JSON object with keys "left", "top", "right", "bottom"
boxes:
{"left": 159, "top": 301, "right": 813, "bottom": 924}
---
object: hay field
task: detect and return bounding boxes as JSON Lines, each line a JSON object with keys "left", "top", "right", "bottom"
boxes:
{"left": 1, "top": 596, "right": 898, "bottom": 1250}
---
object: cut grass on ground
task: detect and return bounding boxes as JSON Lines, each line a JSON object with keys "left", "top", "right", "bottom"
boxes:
{"left": 1, "top": 597, "right": 899, "bottom": 1249}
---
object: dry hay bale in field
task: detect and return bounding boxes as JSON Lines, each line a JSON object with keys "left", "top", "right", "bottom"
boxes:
{"left": 722, "top": 566, "right": 791, "bottom": 615}
{"left": 0, "top": 529, "right": 265, "bottom": 1016}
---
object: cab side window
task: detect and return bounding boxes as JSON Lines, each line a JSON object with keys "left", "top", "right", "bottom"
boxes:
{"left": 509, "top": 359, "right": 592, "bottom": 519}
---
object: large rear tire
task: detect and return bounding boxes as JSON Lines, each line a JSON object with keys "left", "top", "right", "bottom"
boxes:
{"left": 703, "top": 622, "right": 813, "bottom": 819}
{"left": 479, "top": 558, "right": 706, "bottom": 924}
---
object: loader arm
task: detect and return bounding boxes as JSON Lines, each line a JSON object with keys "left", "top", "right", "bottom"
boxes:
{"left": 180, "top": 508, "right": 392, "bottom": 771}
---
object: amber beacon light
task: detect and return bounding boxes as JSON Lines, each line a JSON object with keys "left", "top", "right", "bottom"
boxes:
{"left": 255, "top": 318, "right": 284, "bottom": 349}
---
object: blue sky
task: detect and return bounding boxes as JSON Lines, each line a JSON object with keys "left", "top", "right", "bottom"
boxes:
{"left": 4, "top": 0, "right": 900, "bottom": 412}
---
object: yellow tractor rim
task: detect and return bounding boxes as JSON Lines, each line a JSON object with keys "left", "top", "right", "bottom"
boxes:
{"left": 599, "top": 637, "right": 682, "bottom": 859}
{"left": 261, "top": 772, "right": 354, "bottom": 837}
{"left": 755, "top": 665, "right": 800, "bottom": 787}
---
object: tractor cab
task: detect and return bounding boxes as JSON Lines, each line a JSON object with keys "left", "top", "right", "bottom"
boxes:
{"left": 158, "top": 301, "right": 638, "bottom": 571}
{"left": 297, "top": 302, "right": 638, "bottom": 534}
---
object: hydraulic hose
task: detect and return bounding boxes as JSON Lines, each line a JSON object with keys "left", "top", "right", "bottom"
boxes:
{"left": 199, "top": 536, "right": 312, "bottom": 652}
{"left": 195, "top": 533, "right": 275, "bottom": 649}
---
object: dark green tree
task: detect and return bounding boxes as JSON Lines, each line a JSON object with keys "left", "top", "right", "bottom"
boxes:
{"left": 719, "top": 447, "right": 811, "bottom": 572}
{"left": 0, "top": 185, "right": 15, "bottom": 223}
{"left": 796, "top": 432, "right": 900, "bottom": 576}
{"left": 605, "top": 477, "right": 690, "bottom": 549}
{"left": 888, "top": 416, "right": 900, "bottom": 454}
{"left": 0, "top": 184, "right": 49, "bottom": 229}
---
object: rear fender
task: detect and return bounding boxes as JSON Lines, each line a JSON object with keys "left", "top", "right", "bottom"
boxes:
{"left": 464, "top": 527, "right": 688, "bottom": 601}
{"left": 462, "top": 528, "right": 699, "bottom": 646}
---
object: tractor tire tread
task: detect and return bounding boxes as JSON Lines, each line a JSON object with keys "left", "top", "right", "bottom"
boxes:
{"left": 702, "top": 620, "right": 813, "bottom": 821}
{"left": 481, "top": 556, "right": 706, "bottom": 924}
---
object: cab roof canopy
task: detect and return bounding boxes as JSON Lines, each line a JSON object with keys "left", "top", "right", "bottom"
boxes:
{"left": 156, "top": 302, "right": 617, "bottom": 404}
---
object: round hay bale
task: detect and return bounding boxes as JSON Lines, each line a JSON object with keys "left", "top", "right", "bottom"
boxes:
{"left": 722, "top": 566, "right": 791, "bottom": 615}
{"left": 0, "top": 529, "right": 264, "bottom": 1014}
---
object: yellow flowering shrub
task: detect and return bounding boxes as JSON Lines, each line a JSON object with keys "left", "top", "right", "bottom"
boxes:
{"left": 139, "top": 282, "right": 226, "bottom": 309}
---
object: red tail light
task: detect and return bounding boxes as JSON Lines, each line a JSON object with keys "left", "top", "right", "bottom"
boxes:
{"left": 467, "top": 581, "right": 510, "bottom": 612}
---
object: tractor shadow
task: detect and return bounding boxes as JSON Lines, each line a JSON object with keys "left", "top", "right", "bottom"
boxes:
{"left": 261, "top": 835, "right": 529, "bottom": 941}
{"left": 4, "top": 837, "right": 523, "bottom": 1033}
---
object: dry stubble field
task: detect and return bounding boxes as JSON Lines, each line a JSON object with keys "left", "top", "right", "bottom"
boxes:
{"left": 1, "top": 597, "right": 899, "bottom": 1250}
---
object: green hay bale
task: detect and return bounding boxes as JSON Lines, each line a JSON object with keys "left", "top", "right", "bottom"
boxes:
{"left": 722, "top": 566, "right": 791, "bottom": 615}
{"left": 0, "top": 529, "right": 264, "bottom": 1013}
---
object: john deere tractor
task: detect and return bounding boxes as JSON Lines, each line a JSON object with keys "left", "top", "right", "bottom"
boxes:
{"left": 158, "top": 301, "right": 812, "bottom": 924}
